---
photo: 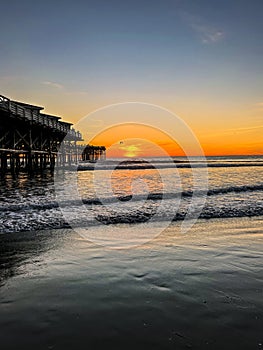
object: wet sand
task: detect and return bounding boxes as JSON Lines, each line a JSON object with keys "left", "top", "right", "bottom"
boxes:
{"left": 0, "top": 217, "right": 263, "bottom": 349}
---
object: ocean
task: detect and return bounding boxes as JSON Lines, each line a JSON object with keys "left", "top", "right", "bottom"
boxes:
{"left": 0, "top": 155, "right": 262, "bottom": 349}
{"left": 0, "top": 155, "right": 262, "bottom": 234}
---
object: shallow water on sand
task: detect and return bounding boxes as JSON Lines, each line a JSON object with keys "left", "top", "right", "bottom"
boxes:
{"left": 0, "top": 217, "right": 262, "bottom": 349}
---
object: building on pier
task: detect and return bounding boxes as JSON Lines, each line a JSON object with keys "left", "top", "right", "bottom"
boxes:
{"left": 82, "top": 145, "right": 106, "bottom": 162}
{"left": 0, "top": 95, "right": 106, "bottom": 173}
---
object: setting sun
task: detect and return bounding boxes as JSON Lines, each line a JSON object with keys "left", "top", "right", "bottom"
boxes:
{"left": 88, "top": 123, "right": 186, "bottom": 158}
{"left": 120, "top": 144, "right": 140, "bottom": 158}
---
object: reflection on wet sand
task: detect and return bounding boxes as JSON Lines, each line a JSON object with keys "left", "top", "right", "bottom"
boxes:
{"left": 0, "top": 229, "right": 72, "bottom": 286}
{"left": 0, "top": 218, "right": 262, "bottom": 350}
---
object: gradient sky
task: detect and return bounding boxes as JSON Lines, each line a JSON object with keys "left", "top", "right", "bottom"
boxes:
{"left": 1, "top": 0, "right": 262, "bottom": 156}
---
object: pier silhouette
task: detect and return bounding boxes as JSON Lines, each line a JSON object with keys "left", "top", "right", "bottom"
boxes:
{"left": 0, "top": 95, "right": 106, "bottom": 174}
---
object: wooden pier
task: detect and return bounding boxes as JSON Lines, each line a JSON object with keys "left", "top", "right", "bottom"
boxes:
{"left": 82, "top": 145, "right": 106, "bottom": 162}
{"left": 0, "top": 95, "right": 106, "bottom": 174}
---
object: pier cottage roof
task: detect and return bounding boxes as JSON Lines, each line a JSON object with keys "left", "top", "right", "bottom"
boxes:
{"left": 40, "top": 113, "right": 61, "bottom": 120}
{"left": 14, "top": 101, "right": 44, "bottom": 111}
{"left": 0, "top": 94, "right": 82, "bottom": 141}
{"left": 59, "top": 121, "right": 73, "bottom": 126}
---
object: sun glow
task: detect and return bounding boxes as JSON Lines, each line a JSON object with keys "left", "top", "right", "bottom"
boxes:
{"left": 121, "top": 144, "right": 140, "bottom": 158}
{"left": 88, "top": 124, "right": 185, "bottom": 158}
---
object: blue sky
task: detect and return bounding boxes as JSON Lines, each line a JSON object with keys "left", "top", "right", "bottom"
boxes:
{"left": 1, "top": 0, "right": 263, "bottom": 96}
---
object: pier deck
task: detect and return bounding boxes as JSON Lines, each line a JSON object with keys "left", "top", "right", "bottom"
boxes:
{"left": 0, "top": 95, "right": 106, "bottom": 173}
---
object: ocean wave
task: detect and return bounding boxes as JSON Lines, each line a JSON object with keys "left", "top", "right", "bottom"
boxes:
{"left": 0, "top": 205, "right": 263, "bottom": 234}
{"left": 0, "top": 178, "right": 262, "bottom": 233}
{"left": 77, "top": 161, "right": 263, "bottom": 171}
{"left": 0, "top": 184, "right": 262, "bottom": 212}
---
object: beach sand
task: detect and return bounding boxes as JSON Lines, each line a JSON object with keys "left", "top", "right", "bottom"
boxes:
{"left": 0, "top": 217, "right": 262, "bottom": 349}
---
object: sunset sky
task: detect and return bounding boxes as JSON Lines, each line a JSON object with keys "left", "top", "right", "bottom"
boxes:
{"left": 0, "top": 0, "right": 262, "bottom": 156}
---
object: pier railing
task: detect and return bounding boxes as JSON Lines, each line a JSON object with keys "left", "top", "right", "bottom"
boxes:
{"left": 0, "top": 95, "right": 105, "bottom": 173}
{"left": 0, "top": 95, "right": 82, "bottom": 140}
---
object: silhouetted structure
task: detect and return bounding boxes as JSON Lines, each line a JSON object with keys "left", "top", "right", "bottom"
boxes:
{"left": 0, "top": 95, "right": 106, "bottom": 174}
{"left": 82, "top": 145, "right": 106, "bottom": 162}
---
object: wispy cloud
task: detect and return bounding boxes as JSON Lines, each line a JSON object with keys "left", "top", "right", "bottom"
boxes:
{"left": 229, "top": 125, "right": 263, "bottom": 132}
{"left": 42, "top": 81, "right": 64, "bottom": 89}
{"left": 202, "top": 125, "right": 263, "bottom": 137}
{"left": 193, "top": 24, "right": 224, "bottom": 44}
{"left": 42, "top": 81, "right": 90, "bottom": 96}
{"left": 181, "top": 12, "right": 225, "bottom": 44}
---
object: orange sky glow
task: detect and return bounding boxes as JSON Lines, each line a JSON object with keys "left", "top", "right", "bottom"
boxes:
{"left": 89, "top": 123, "right": 262, "bottom": 158}
{"left": 89, "top": 124, "right": 185, "bottom": 158}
